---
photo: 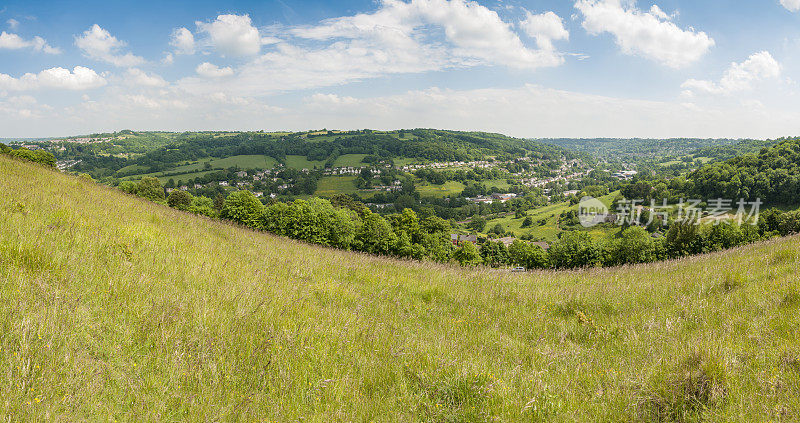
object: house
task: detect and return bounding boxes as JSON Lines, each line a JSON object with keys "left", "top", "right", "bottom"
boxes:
{"left": 450, "top": 234, "right": 478, "bottom": 245}
{"left": 236, "top": 171, "right": 248, "bottom": 178}
{"left": 497, "top": 237, "right": 516, "bottom": 247}
{"left": 219, "top": 181, "right": 229, "bottom": 186}
{"left": 179, "top": 185, "right": 189, "bottom": 191}
{"left": 531, "top": 241, "right": 550, "bottom": 251}
{"left": 491, "top": 193, "right": 517, "bottom": 202}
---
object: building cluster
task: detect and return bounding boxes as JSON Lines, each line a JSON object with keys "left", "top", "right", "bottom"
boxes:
{"left": 467, "top": 193, "right": 518, "bottom": 204}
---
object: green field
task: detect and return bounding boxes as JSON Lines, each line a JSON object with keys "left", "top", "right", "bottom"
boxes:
{"left": 119, "top": 155, "right": 279, "bottom": 181}
{"left": 482, "top": 178, "right": 511, "bottom": 190}
{"left": 332, "top": 154, "right": 367, "bottom": 168}
{"left": 3, "top": 157, "right": 800, "bottom": 420}
{"left": 416, "top": 181, "right": 466, "bottom": 198}
{"left": 314, "top": 176, "right": 358, "bottom": 197}
{"left": 481, "top": 192, "right": 620, "bottom": 241}
{"left": 285, "top": 155, "right": 325, "bottom": 170}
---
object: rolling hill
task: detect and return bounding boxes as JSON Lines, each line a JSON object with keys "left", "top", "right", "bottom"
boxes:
{"left": 2, "top": 155, "right": 800, "bottom": 421}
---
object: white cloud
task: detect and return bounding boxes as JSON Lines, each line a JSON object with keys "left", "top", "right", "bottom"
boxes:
{"left": 290, "top": 0, "right": 565, "bottom": 69}
{"left": 7, "top": 19, "right": 19, "bottom": 30}
{"left": 0, "top": 66, "right": 107, "bottom": 91}
{"left": 197, "top": 14, "right": 262, "bottom": 56}
{"left": 682, "top": 51, "right": 781, "bottom": 95}
{"left": 0, "top": 31, "right": 60, "bottom": 54}
{"left": 125, "top": 68, "right": 168, "bottom": 87}
{"left": 519, "top": 11, "right": 569, "bottom": 51}
{"left": 179, "top": 1, "right": 569, "bottom": 97}
{"left": 781, "top": 0, "right": 800, "bottom": 11}
{"left": 170, "top": 27, "right": 195, "bottom": 54}
{"left": 75, "top": 24, "right": 145, "bottom": 67}
{"left": 196, "top": 62, "right": 234, "bottom": 78}
{"left": 574, "top": 0, "right": 714, "bottom": 68}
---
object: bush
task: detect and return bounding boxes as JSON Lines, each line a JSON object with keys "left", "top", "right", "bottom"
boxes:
{"left": 6, "top": 148, "right": 56, "bottom": 167}
{"left": 167, "top": 190, "right": 193, "bottom": 210}
{"left": 548, "top": 232, "right": 602, "bottom": 269}
{"left": 135, "top": 177, "right": 165, "bottom": 202}
{"left": 221, "top": 190, "right": 264, "bottom": 228}
{"left": 453, "top": 241, "right": 482, "bottom": 266}
{"left": 508, "top": 240, "right": 549, "bottom": 269}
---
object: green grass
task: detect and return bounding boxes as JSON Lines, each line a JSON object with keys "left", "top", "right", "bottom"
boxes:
{"left": 332, "top": 154, "right": 367, "bottom": 168}
{"left": 2, "top": 156, "right": 800, "bottom": 420}
{"left": 482, "top": 192, "right": 620, "bottom": 241}
{"left": 416, "top": 181, "right": 465, "bottom": 198}
{"left": 285, "top": 155, "right": 324, "bottom": 170}
{"left": 314, "top": 176, "right": 358, "bottom": 197}
{"left": 209, "top": 155, "right": 277, "bottom": 170}
{"left": 482, "top": 179, "right": 511, "bottom": 190}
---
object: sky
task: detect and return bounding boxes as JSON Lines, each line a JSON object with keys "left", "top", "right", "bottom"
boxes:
{"left": 1, "top": 0, "right": 800, "bottom": 139}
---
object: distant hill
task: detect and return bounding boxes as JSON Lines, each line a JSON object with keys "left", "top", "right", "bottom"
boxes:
{"left": 538, "top": 137, "right": 746, "bottom": 160}
{"left": 2, "top": 155, "right": 800, "bottom": 420}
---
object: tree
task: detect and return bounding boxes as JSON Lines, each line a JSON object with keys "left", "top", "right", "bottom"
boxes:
{"left": 167, "top": 190, "right": 193, "bottom": 210}
{"left": 521, "top": 216, "right": 534, "bottom": 228}
{"left": 468, "top": 216, "right": 487, "bottom": 232}
{"left": 453, "top": 241, "right": 482, "bottom": 266}
{"left": 548, "top": 232, "right": 602, "bottom": 269}
{"left": 187, "top": 196, "right": 216, "bottom": 217}
{"left": 220, "top": 190, "right": 264, "bottom": 228}
{"left": 489, "top": 223, "right": 504, "bottom": 235}
{"left": 508, "top": 240, "right": 548, "bottom": 269}
{"left": 354, "top": 211, "right": 397, "bottom": 255}
{"left": 479, "top": 240, "right": 509, "bottom": 267}
{"left": 604, "top": 226, "right": 657, "bottom": 266}
{"left": 135, "top": 177, "right": 165, "bottom": 202}
{"left": 119, "top": 181, "right": 137, "bottom": 195}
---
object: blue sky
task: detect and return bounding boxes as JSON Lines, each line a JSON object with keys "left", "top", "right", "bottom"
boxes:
{"left": 1, "top": 0, "right": 799, "bottom": 138}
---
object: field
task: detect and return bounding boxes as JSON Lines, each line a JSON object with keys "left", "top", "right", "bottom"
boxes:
{"left": 2, "top": 156, "right": 800, "bottom": 420}
{"left": 332, "top": 154, "right": 367, "bottom": 168}
{"left": 118, "top": 155, "right": 279, "bottom": 182}
{"left": 416, "top": 181, "right": 466, "bottom": 198}
{"left": 482, "top": 192, "right": 620, "bottom": 241}
{"left": 285, "top": 155, "right": 325, "bottom": 170}
{"left": 314, "top": 176, "right": 358, "bottom": 197}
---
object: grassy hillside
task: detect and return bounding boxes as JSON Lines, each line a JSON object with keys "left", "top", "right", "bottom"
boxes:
{"left": 2, "top": 155, "right": 800, "bottom": 421}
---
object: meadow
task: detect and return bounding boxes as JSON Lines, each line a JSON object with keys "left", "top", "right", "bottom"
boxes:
{"left": 2, "top": 155, "right": 800, "bottom": 421}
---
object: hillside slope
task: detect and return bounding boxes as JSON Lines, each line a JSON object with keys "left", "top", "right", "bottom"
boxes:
{"left": 2, "top": 155, "right": 800, "bottom": 421}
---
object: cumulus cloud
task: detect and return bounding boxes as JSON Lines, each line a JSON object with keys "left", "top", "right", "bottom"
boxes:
{"left": 290, "top": 0, "right": 566, "bottom": 69}
{"left": 0, "top": 66, "right": 107, "bottom": 91}
{"left": 0, "top": 31, "right": 60, "bottom": 54}
{"left": 781, "top": 0, "right": 800, "bottom": 11}
{"left": 179, "top": 1, "right": 570, "bottom": 96}
{"left": 196, "top": 62, "right": 234, "bottom": 78}
{"left": 75, "top": 24, "right": 145, "bottom": 67}
{"left": 170, "top": 27, "right": 195, "bottom": 54}
{"left": 575, "top": 0, "right": 714, "bottom": 68}
{"left": 682, "top": 51, "right": 781, "bottom": 95}
{"left": 125, "top": 68, "right": 168, "bottom": 87}
{"left": 197, "top": 14, "right": 262, "bottom": 56}
{"left": 519, "top": 10, "right": 569, "bottom": 51}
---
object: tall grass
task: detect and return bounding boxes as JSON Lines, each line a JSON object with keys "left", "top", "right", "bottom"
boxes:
{"left": 1, "top": 155, "right": 799, "bottom": 421}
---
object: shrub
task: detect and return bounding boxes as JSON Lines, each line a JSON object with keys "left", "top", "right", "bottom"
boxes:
{"left": 135, "top": 177, "right": 165, "bottom": 202}
{"left": 548, "top": 232, "right": 602, "bottom": 269}
{"left": 453, "top": 241, "right": 482, "bottom": 266}
{"left": 221, "top": 190, "right": 264, "bottom": 228}
{"left": 167, "top": 190, "right": 193, "bottom": 210}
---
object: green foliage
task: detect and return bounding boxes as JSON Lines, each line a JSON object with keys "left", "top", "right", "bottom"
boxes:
{"left": 453, "top": 241, "right": 482, "bottom": 266}
{"left": 167, "top": 190, "right": 193, "bottom": 210}
{"left": 4, "top": 147, "right": 56, "bottom": 167}
{"left": 468, "top": 217, "right": 487, "bottom": 232}
{"left": 508, "top": 240, "right": 549, "bottom": 269}
{"left": 549, "top": 232, "right": 603, "bottom": 269}
{"left": 603, "top": 227, "right": 660, "bottom": 266}
{"left": 135, "top": 177, "right": 165, "bottom": 202}
{"left": 479, "top": 240, "right": 509, "bottom": 268}
{"left": 261, "top": 198, "right": 356, "bottom": 249}
{"left": 220, "top": 190, "right": 264, "bottom": 227}
{"left": 187, "top": 196, "right": 217, "bottom": 218}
